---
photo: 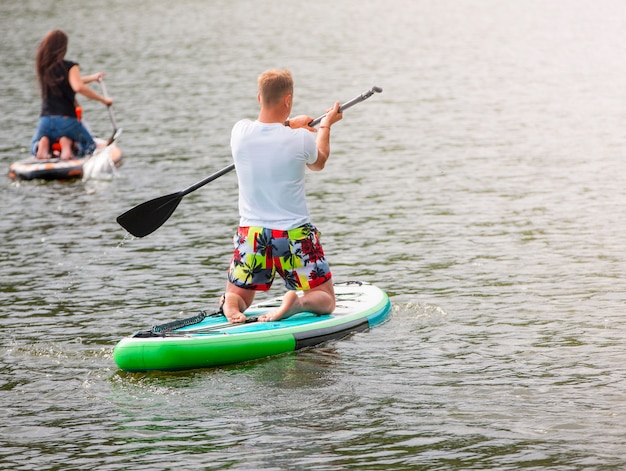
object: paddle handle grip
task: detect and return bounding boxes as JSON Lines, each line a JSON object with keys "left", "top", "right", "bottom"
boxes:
{"left": 308, "top": 86, "right": 383, "bottom": 127}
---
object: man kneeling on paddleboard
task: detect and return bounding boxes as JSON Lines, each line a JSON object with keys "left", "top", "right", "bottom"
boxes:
{"left": 223, "top": 69, "right": 343, "bottom": 323}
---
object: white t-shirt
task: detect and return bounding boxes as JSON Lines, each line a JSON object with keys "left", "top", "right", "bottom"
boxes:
{"left": 230, "top": 120, "right": 318, "bottom": 230}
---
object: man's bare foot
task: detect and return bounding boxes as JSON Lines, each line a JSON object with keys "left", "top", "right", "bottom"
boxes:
{"left": 258, "top": 290, "right": 300, "bottom": 322}
{"left": 223, "top": 293, "right": 247, "bottom": 324}
{"left": 225, "top": 313, "right": 246, "bottom": 323}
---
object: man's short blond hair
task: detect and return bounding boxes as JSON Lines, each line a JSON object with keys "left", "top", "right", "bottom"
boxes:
{"left": 258, "top": 69, "right": 293, "bottom": 106}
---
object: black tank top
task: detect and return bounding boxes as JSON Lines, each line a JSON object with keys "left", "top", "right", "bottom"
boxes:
{"left": 41, "top": 60, "right": 77, "bottom": 118}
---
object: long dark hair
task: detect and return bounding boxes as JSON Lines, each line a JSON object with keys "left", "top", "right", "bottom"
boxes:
{"left": 36, "top": 30, "right": 68, "bottom": 99}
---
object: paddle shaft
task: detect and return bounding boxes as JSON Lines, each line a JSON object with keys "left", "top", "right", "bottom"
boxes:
{"left": 98, "top": 78, "right": 118, "bottom": 144}
{"left": 308, "top": 86, "right": 382, "bottom": 126}
{"left": 178, "top": 86, "right": 383, "bottom": 197}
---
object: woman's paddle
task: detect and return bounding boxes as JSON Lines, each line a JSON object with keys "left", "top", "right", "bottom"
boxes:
{"left": 83, "top": 78, "right": 123, "bottom": 180}
{"left": 98, "top": 77, "right": 120, "bottom": 145}
{"left": 117, "top": 86, "right": 383, "bottom": 238}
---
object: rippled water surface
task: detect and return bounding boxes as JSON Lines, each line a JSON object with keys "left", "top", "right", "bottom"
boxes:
{"left": 2, "top": 0, "right": 626, "bottom": 469}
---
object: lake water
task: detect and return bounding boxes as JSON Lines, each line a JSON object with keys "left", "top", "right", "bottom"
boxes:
{"left": 2, "top": 0, "right": 626, "bottom": 469}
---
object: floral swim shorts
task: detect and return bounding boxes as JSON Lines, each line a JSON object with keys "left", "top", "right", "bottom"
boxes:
{"left": 227, "top": 223, "right": 332, "bottom": 291}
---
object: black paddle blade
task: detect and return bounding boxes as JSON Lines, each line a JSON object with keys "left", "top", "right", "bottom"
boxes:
{"left": 116, "top": 192, "right": 183, "bottom": 237}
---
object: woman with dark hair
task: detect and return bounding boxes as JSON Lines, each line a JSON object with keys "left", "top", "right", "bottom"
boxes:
{"left": 31, "top": 30, "right": 113, "bottom": 160}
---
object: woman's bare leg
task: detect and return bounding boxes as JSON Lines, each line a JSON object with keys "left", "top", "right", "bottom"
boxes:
{"left": 36, "top": 137, "right": 51, "bottom": 159}
{"left": 59, "top": 137, "right": 74, "bottom": 160}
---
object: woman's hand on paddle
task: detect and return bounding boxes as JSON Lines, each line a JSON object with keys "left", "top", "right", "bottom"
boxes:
{"left": 70, "top": 66, "right": 113, "bottom": 106}
{"left": 82, "top": 72, "right": 106, "bottom": 84}
{"left": 287, "top": 115, "right": 316, "bottom": 131}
